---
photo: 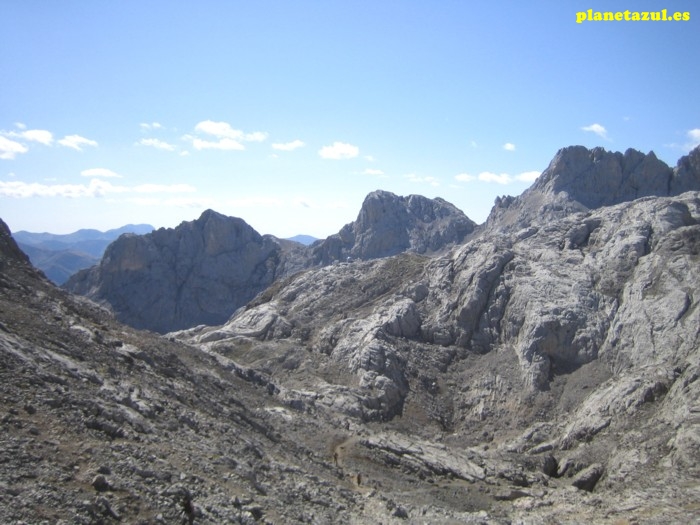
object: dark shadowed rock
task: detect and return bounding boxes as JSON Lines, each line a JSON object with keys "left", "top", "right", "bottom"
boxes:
{"left": 64, "top": 210, "right": 285, "bottom": 333}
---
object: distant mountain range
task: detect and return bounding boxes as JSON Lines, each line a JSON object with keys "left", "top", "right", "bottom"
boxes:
{"left": 14, "top": 224, "right": 154, "bottom": 284}
{"left": 14, "top": 225, "right": 319, "bottom": 285}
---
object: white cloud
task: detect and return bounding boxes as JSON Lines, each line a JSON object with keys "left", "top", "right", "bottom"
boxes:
{"left": 478, "top": 172, "right": 512, "bottom": 184}
{"left": 0, "top": 178, "right": 195, "bottom": 198}
{"left": 244, "top": 131, "right": 268, "bottom": 142}
{"left": 188, "top": 120, "right": 267, "bottom": 151}
{"left": 17, "top": 129, "right": 54, "bottom": 145}
{"left": 138, "top": 138, "right": 177, "bottom": 151}
{"left": 364, "top": 155, "right": 376, "bottom": 162}
{"left": 195, "top": 120, "right": 241, "bottom": 138}
{"left": 581, "top": 123, "right": 609, "bottom": 140}
{"left": 503, "top": 142, "right": 516, "bottom": 151}
{"left": 455, "top": 173, "right": 476, "bottom": 182}
{"left": 140, "top": 122, "right": 163, "bottom": 130}
{"left": 272, "top": 140, "right": 305, "bottom": 151}
{"left": 80, "top": 168, "right": 122, "bottom": 178}
{"left": 0, "top": 136, "right": 29, "bottom": 160}
{"left": 319, "top": 142, "right": 359, "bottom": 160}
{"left": 192, "top": 137, "right": 245, "bottom": 151}
{"left": 515, "top": 170, "right": 541, "bottom": 182}
{"left": 363, "top": 168, "right": 385, "bottom": 176}
{"left": 405, "top": 174, "right": 439, "bottom": 186}
{"left": 686, "top": 128, "right": 700, "bottom": 150}
{"left": 0, "top": 178, "right": 124, "bottom": 198}
{"left": 15, "top": 122, "right": 27, "bottom": 130}
{"left": 58, "top": 134, "right": 98, "bottom": 151}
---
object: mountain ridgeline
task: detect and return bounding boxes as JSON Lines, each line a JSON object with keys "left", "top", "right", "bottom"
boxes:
{"left": 64, "top": 190, "right": 475, "bottom": 333}
{"left": 3, "top": 144, "right": 700, "bottom": 523}
{"left": 14, "top": 224, "right": 154, "bottom": 285}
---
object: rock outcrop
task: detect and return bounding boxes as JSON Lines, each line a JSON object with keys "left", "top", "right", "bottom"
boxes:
{"left": 65, "top": 192, "right": 476, "bottom": 333}
{"left": 311, "top": 190, "right": 476, "bottom": 264}
{"left": 64, "top": 210, "right": 286, "bottom": 333}
{"left": 487, "top": 144, "right": 700, "bottom": 232}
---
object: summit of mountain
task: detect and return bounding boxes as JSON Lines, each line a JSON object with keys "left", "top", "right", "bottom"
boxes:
{"left": 486, "top": 144, "right": 700, "bottom": 232}
{"left": 310, "top": 189, "right": 477, "bottom": 264}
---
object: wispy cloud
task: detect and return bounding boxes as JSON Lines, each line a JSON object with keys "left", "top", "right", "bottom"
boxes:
{"left": 503, "top": 142, "right": 516, "bottom": 151}
{"left": 138, "top": 138, "right": 177, "bottom": 151}
{"left": 455, "top": 173, "right": 475, "bottom": 182}
{"left": 139, "top": 122, "right": 163, "bottom": 130}
{"left": 58, "top": 134, "right": 98, "bottom": 151}
{"left": 0, "top": 136, "right": 29, "bottom": 160}
{"left": 318, "top": 141, "right": 359, "bottom": 160}
{"left": 363, "top": 168, "right": 385, "bottom": 176}
{"left": 187, "top": 120, "right": 268, "bottom": 151}
{"left": 272, "top": 140, "right": 305, "bottom": 151}
{"left": 0, "top": 178, "right": 195, "bottom": 198}
{"left": 0, "top": 127, "right": 54, "bottom": 158}
{"left": 405, "top": 174, "right": 439, "bottom": 186}
{"left": 3, "top": 129, "right": 54, "bottom": 146}
{"left": 581, "top": 123, "right": 609, "bottom": 140}
{"left": 80, "top": 168, "right": 122, "bottom": 178}
{"left": 455, "top": 170, "right": 540, "bottom": 184}
{"left": 478, "top": 172, "right": 512, "bottom": 184}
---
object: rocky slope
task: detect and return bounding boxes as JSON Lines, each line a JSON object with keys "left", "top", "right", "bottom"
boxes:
{"left": 174, "top": 145, "right": 700, "bottom": 522}
{"left": 65, "top": 192, "right": 475, "bottom": 333}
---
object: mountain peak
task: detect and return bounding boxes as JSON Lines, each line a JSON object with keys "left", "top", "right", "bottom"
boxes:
{"left": 312, "top": 190, "right": 476, "bottom": 264}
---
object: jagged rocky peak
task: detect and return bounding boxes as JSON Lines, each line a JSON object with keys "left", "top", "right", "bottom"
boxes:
{"left": 488, "top": 145, "right": 700, "bottom": 231}
{"left": 532, "top": 145, "right": 673, "bottom": 207}
{"left": 312, "top": 189, "right": 476, "bottom": 264}
{"left": 64, "top": 209, "right": 284, "bottom": 333}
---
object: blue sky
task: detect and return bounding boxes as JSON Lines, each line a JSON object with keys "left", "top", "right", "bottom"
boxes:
{"left": 1, "top": 0, "right": 698, "bottom": 238}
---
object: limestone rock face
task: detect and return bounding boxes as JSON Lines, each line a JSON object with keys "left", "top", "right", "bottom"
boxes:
{"left": 65, "top": 192, "right": 475, "bottom": 333}
{"left": 487, "top": 144, "right": 700, "bottom": 232}
{"left": 311, "top": 190, "right": 476, "bottom": 264}
{"left": 173, "top": 147, "right": 700, "bottom": 522}
{"left": 64, "top": 210, "right": 284, "bottom": 333}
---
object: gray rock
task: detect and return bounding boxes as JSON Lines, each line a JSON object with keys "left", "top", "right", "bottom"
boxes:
{"left": 64, "top": 210, "right": 284, "bottom": 333}
{"left": 571, "top": 463, "right": 604, "bottom": 491}
{"left": 311, "top": 190, "right": 476, "bottom": 264}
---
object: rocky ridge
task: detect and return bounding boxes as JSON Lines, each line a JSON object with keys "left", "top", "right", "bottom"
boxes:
{"left": 65, "top": 192, "right": 475, "bottom": 334}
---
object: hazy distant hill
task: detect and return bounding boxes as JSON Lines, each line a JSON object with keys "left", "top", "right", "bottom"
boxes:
{"left": 285, "top": 234, "right": 318, "bottom": 245}
{"left": 14, "top": 224, "right": 154, "bottom": 284}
